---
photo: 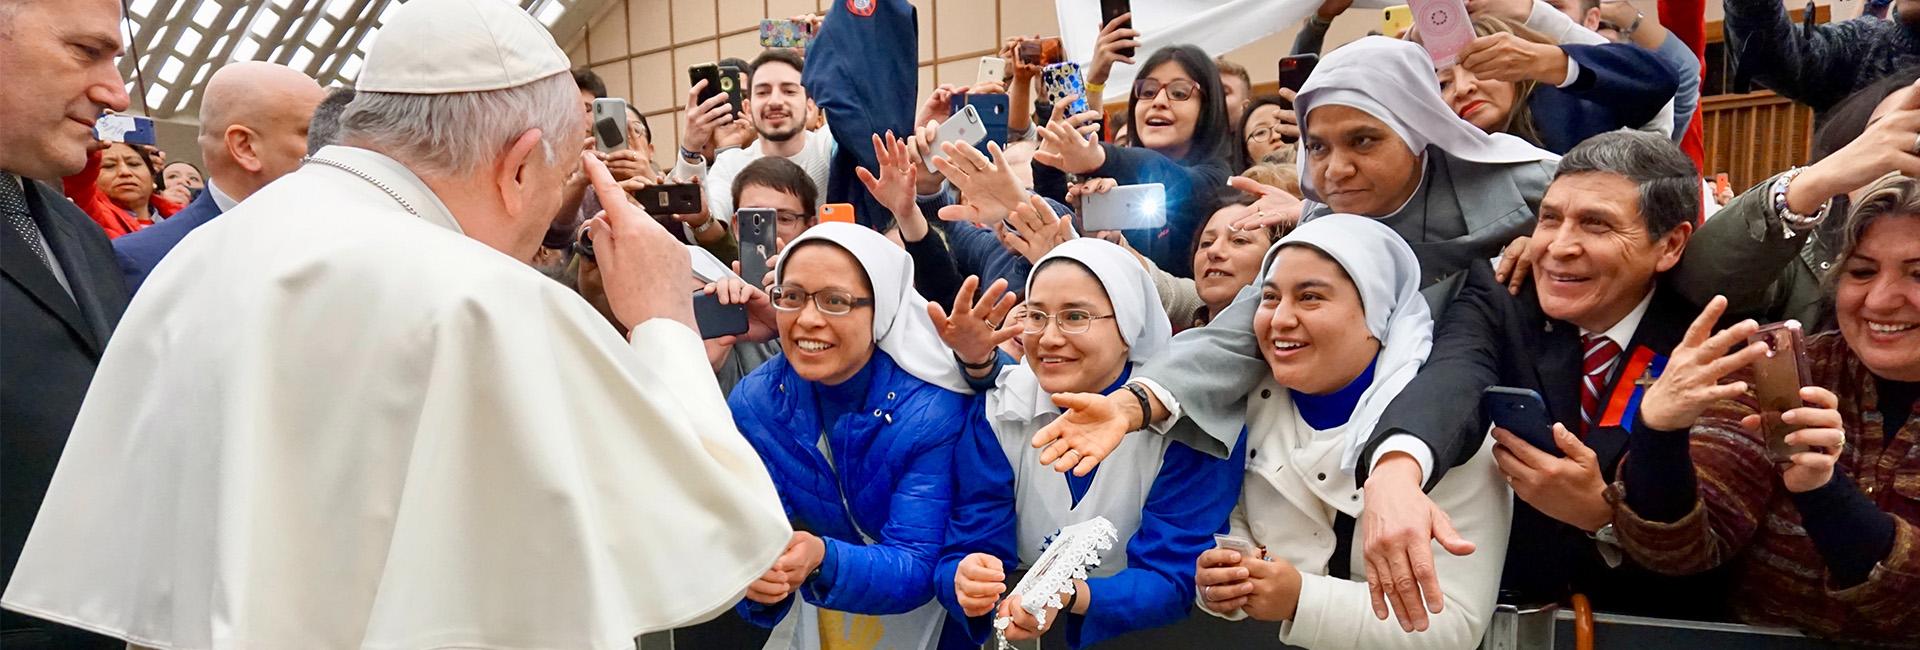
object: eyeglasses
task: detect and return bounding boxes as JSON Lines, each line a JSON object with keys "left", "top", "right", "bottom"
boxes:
{"left": 773, "top": 210, "right": 812, "bottom": 226}
{"left": 1132, "top": 79, "right": 1203, "bottom": 102}
{"left": 768, "top": 285, "right": 875, "bottom": 315}
{"left": 1021, "top": 309, "right": 1117, "bottom": 335}
{"left": 1245, "top": 126, "right": 1287, "bottom": 143}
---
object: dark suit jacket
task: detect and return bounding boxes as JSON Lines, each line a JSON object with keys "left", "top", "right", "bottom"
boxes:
{"left": 1362, "top": 262, "right": 1732, "bottom": 619}
{"left": 113, "top": 187, "right": 223, "bottom": 295}
{"left": 2, "top": 177, "right": 127, "bottom": 648}
{"left": 1529, "top": 43, "right": 1680, "bottom": 155}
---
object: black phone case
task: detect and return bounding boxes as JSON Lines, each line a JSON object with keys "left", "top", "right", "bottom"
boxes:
{"left": 690, "top": 65, "right": 745, "bottom": 116}
{"left": 1277, "top": 54, "right": 1319, "bottom": 95}
{"left": 692, "top": 291, "right": 749, "bottom": 340}
{"left": 736, "top": 208, "right": 778, "bottom": 290}
{"left": 1100, "top": 0, "right": 1134, "bottom": 58}
{"left": 1482, "top": 387, "right": 1564, "bottom": 457}
{"left": 637, "top": 184, "right": 703, "bottom": 215}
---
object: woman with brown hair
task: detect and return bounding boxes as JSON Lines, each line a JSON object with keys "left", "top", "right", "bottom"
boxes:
{"left": 1427, "top": 15, "right": 1678, "bottom": 154}
{"left": 1611, "top": 172, "right": 1920, "bottom": 644}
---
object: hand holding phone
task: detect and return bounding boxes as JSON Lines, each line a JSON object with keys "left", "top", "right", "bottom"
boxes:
{"left": 1213, "top": 534, "right": 1262, "bottom": 559}
{"left": 1408, "top": 0, "right": 1474, "bottom": 67}
{"left": 1017, "top": 37, "right": 1064, "bottom": 66}
{"left": 591, "top": 98, "right": 631, "bottom": 153}
{"left": 735, "top": 208, "right": 779, "bottom": 290}
{"left": 1042, "top": 62, "right": 1091, "bottom": 118}
{"left": 635, "top": 183, "right": 704, "bottom": 215}
{"left": 692, "top": 290, "right": 750, "bottom": 339}
{"left": 689, "top": 63, "right": 744, "bottom": 116}
{"left": 1748, "top": 321, "right": 1812, "bottom": 461}
{"left": 1277, "top": 54, "right": 1319, "bottom": 94}
{"left": 1482, "top": 386, "right": 1562, "bottom": 457}
{"left": 924, "top": 104, "right": 990, "bottom": 172}
{"left": 1099, "top": 0, "right": 1136, "bottom": 58}
{"left": 95, "top": 114, "right": 156, "bottom": 145}
{"left": 1081, "top": 183, "right": 1167, "bottom": 232}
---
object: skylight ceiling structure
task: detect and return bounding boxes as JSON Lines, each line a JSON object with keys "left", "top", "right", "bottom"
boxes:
{"left": 117, "top": 0, "right": 602, "bottom": 120}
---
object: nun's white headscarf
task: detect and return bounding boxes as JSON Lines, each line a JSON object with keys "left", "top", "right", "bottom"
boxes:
{"left": 1258, "top": 214, "right": 1434, "bottom": 474}
{"left": 775, "top": 223, "right": 972, "bottom": 394}
{"left": 1292, "top": 36, "right": 1558, "bottom": 204}
{"left": 988, "top": 238, "right": 1171, "bottom": 423}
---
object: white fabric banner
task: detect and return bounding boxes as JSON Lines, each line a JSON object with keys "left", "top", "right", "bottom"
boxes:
{"left": 1055, "top": 0, "right": 1401, "bottom": 104}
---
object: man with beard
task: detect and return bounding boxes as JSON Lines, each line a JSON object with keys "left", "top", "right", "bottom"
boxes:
{"left": 1725, "top": 0, "right": 1920, "bottom": 120}
{"left": 672, "top": 48, "right": 833, "bottom": 225}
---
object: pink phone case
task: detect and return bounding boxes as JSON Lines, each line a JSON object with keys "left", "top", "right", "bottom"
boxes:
{"left": 1409, "top": 0, "right": 1474, "bottom": 67}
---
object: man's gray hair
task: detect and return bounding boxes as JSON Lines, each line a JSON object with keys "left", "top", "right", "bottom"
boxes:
{"left": 1554, "top": 130, "right": 1700, "bottom": 240}
{"left": 306, "top": 86, "right": 356, "bottom": 156}
{"left": 338, "top": 71, "right": 577, "bottom": 178}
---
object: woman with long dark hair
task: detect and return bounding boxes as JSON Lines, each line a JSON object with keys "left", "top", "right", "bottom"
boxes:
{"left": 1035, "top": 44, "right": 1233, "bottom": 277}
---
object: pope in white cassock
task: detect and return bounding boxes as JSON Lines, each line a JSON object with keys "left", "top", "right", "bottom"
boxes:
{"left": 0, "top": 0, "right": 792, "bottom": 647}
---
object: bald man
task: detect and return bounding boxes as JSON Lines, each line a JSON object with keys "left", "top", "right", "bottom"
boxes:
{"left": 112, "top": 61, "right": 324, "bottom": 294}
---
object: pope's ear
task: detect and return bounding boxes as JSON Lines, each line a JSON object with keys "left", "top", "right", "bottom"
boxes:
{"left": 497, "top": 129, "right": 546, "bottom": 212}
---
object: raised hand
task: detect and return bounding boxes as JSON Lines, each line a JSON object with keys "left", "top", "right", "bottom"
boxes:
{"left": 1086, "top": 12, "right": 1141, "bottom": 86}
{"left": 581, "top": 151, "right": 695, "bottom": 332}
{"left": 1460, "top": 33, "right": 1569, "bottom": 85}
{"left": 1034, "top": 100, "right": 1108, "bottom": 175}
{"left": 1788, "top": 80, "right": 1920, "bottom": 213}
{"left": 1638, "top": 296, "right": 1770, "bottom": 431}
{"left": 954, "top": 553, "right": 1008, "bottom": 617}
{"left": 934, "top": 140, "right": 1028, "bottom": 224}
{"left": 856, "top": 132, "right": 921, "bottom": 225}
{"left": 1002, "top": 194, "right": 1075, "bottom": 264}
{"left": 681, "top": 79, "right": 736, "bottom": 155}
{"left": 928, "top": 275, "right": 1022, "bottom": 368}
{"left": 1361, "top": 453, "right": 1476, "bottom": 632}
{"left": 1033, "top": 392, "right": 1134, "bottom": 476}
{"left": 1226, "top": 175, "right": 1305, "bottom": 231}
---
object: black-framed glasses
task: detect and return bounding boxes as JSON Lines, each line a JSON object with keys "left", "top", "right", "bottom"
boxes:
{"left": 773, "top": 210, "right": 812, "bottom": 227}
{"left": 1021, "top": 309, "right": 1117, "bottom": 335}
{"left": 768, "top": 285, "right": 875, "bottom": 315}
{"left": 1245, "top": 126, "right": 1287, "bottom": 143}
{"left": 1132, "top": 78, "right": 1203, "bottom": 102}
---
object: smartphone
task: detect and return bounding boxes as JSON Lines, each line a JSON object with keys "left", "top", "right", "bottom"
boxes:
{"left": 925, "top": 104, "right": 990, "bottom": 172}
{"left": 1277, "top": 54, "right": 1319, "bottom": 95}
{"left": 591, "top": 98, "right": 630, "bottom": 153}
{"left": 950, "top": 94, "right": 1010, "bottom": 152}
{"left": 1714, "top": 173, "right": 1731, "bottom": 197}
{"left": 1081, "top": 183, "right": 1167, "bottom": 232}
{"left": 634, "top": 183, "right": 703, "bottom": 215}
{"left": 95, "top": 114, "right": 156, "bottom": 145}
{"left": 1213, "top": 533, "right": 1260, "bottom": 558}
{"left": 1042, "top": 62, "right": 1091, "bottom": 118}
{"left": 1381, "top": 5, "right": 1414, "bottom": 37}
{"left": 736, "top": 208, "right": 778, "bottom": 289}
{"left": 758, "top": 18, "right": 815, "bottom": 48}
{"left": 1099, "top": 0, "right": 1135, "bottom": 58}
{"left": 692, "top": 290, "right": 750, "bottom": 340}
{"left": 977, "top": 56, "right": 1009, "bottom": 86}
{"left": 819, "top": 203, "right": 856, "bottom": 224}
{"left": 1017, "top": 36, "right": 1064, "bottom": 66}
{"left": 1409, "top": 0, "right": 1474, "bottom": 67}
{"left": 1749, "top": 321, "right": 1813, "bottom": 462}
{"left": 1482, "top": 386, "right": 1562, "bottom": 457}
{"left": 689, "top": 63, "right": 744, "bottom": 116}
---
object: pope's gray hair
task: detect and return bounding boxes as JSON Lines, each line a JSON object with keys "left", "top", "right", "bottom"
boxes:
{"left": 338, "top": 71, "right": 579, "bottom": 178}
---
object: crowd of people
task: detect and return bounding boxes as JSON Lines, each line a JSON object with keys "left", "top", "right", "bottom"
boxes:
{"left": 1, "top": 0, "right": 1917, "bottom": 648}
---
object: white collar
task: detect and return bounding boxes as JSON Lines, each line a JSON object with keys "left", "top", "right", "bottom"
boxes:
{"left": 1581, "top": 290, "right": 1654, "bottom": 351}
{"left": 206, "top": 179, "right": 239, "bottom": 212}
{"left": 306, "top": 146, "right": 464, "bottom": 235}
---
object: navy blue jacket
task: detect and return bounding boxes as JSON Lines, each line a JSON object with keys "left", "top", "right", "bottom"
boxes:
{"left": 1527, "top": 43, "right": 1680, "bottom": 155}
{"left": 728, "top": 349, "right": 968, "bottom": 626}
{"left": 804, "top": 0, "right": 916, "bottom": 230}
{"left": 112, "top": 189, "right": 222, "bottom": 295}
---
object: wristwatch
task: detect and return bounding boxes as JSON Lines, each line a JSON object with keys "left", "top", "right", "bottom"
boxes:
{"left": 693, "top": 216, "right": 721, "bottom": 234}
{"left": 679, "top": 147, "right": 705, "bottom": 164}
{"left": 1770, "top": 167, "right": 1833, "bottom": 239}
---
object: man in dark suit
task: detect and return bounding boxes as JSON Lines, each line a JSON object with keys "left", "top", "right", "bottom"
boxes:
{"left": 112, "top": 61, "right": 323, "bottom": 294}
{"left": 1, "top": 0, "right": 133, "bottom": 646}
{"left": 1359, "top": 131, "right": 1738, "bottom": 620}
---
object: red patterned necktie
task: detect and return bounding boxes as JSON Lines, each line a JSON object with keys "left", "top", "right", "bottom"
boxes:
{"left": 1580, "top": 333, "right": 1623, "bottom": 435}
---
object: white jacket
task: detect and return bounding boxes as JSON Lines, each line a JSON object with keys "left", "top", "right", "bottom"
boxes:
{"left": 1203, "top": 377, "right": 1513, "bottom": 650}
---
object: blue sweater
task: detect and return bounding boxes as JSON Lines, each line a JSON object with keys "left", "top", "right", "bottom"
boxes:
{"left": 1527, "top": 43, "right": 1680, "bottom": 154}
{"left": 932, "top": 371, "right": 1246, "bottom": 648}
{"left": 729, "top": 349, "right": 969, "bottom": 625}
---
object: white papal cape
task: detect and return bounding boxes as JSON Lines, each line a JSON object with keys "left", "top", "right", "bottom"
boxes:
{"left": 0, "top": 146, "right": 792, "bottom": 649}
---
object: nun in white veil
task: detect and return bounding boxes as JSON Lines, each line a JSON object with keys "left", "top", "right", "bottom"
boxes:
{"left": 932, "top": 239, "right": 1247, "bottom": 648}
{"left": 725, "top": 223, "right": 971, "bottom": 650}
{"left": 1193, "top": 215, "right": 1512, "bottom": 650}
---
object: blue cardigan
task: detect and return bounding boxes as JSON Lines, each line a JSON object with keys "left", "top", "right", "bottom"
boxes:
{"left": 932, "top": 394, "right": 1247, "bottom": 648}
{"left": 1527, "top": 43, "right": 1680, "bottom": 154}
{"left": 728, "top": 349, "right": 969, "bottom": 626}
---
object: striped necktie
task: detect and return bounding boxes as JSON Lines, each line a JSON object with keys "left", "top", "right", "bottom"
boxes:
{"left": 1580, "top": 333, "right": 1623, "bottom": 435}
{"left": 1, "top": 173, "right": 52, "bottom": 269}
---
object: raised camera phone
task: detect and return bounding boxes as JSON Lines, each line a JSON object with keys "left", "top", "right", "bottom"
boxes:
{"left": 591, "top": 98, "right": 630, "bottom": 153}
{"left": 758, "top": 18, "right": 815, "bottom": 48}
{"left": 736, "top": 208, "right": 779, "bottom": 289}
{"left": 1100, "top": 0, "right": 1135, "bottom": 58}
{"left": 977, "top": 56, "right": 1009, "bottom": 86}
{"left": 634, "top": 183, "right": 703, "bottom": 215}
{"left": 820, "top": 203, "right": 857, "bottom": 224}
{"left": 1381, "top": 5, "right": 1414, "bottom": 37}
{"left": 1081, "top": 183, "right": 1167, "bottom": 232}
{"left": 925, "top": 104, "right": 990, "bottom": 172}
{"left": 1277, "top": 54, "right": 1319, "bottom": 95}
{"left": 689, "top": 63, "right": 744, "bottom": 116}
{"left": 950, "top": 93, "right": 1011, "bottom": 151}
{"left": 1749, "top": 320, "right": 1813, "bottom": 461}
{"left": 692, "top": 290, "right": 750, "bottom": 340}
{"left": 1017, "top": 37, "right": 1064, "bottom": 66}
{"left": 1482, "top": 386, "right": 1562, "bottom": 457}
{"left": 95, "top": 114, "right": 156, "bottom": 145}
{"left": 1409, "top": 0, "right": 1474, "bottom": 66}
{"left": 1042, "top": 62, "right": 1091, "bottom": 118}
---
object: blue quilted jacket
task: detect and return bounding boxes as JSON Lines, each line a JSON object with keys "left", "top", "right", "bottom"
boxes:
{"left": 728, "top": 349, "right": 968, "bottom": 626}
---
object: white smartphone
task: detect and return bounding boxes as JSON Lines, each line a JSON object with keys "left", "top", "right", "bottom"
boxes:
{"left": 591, "top": 97, "right": 630, "bottom": 153}
{"left": 977, "top": 56, "right": 1009, "bottom": 86}
{"left": 1081, "top": 183, "right": 1168, "bottom": 231}
{"left": 1409, "top": 0, "right": 1474, "bottom": 67}
{"left": 925, "top": 104, "right": 989, "bottom": 172}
